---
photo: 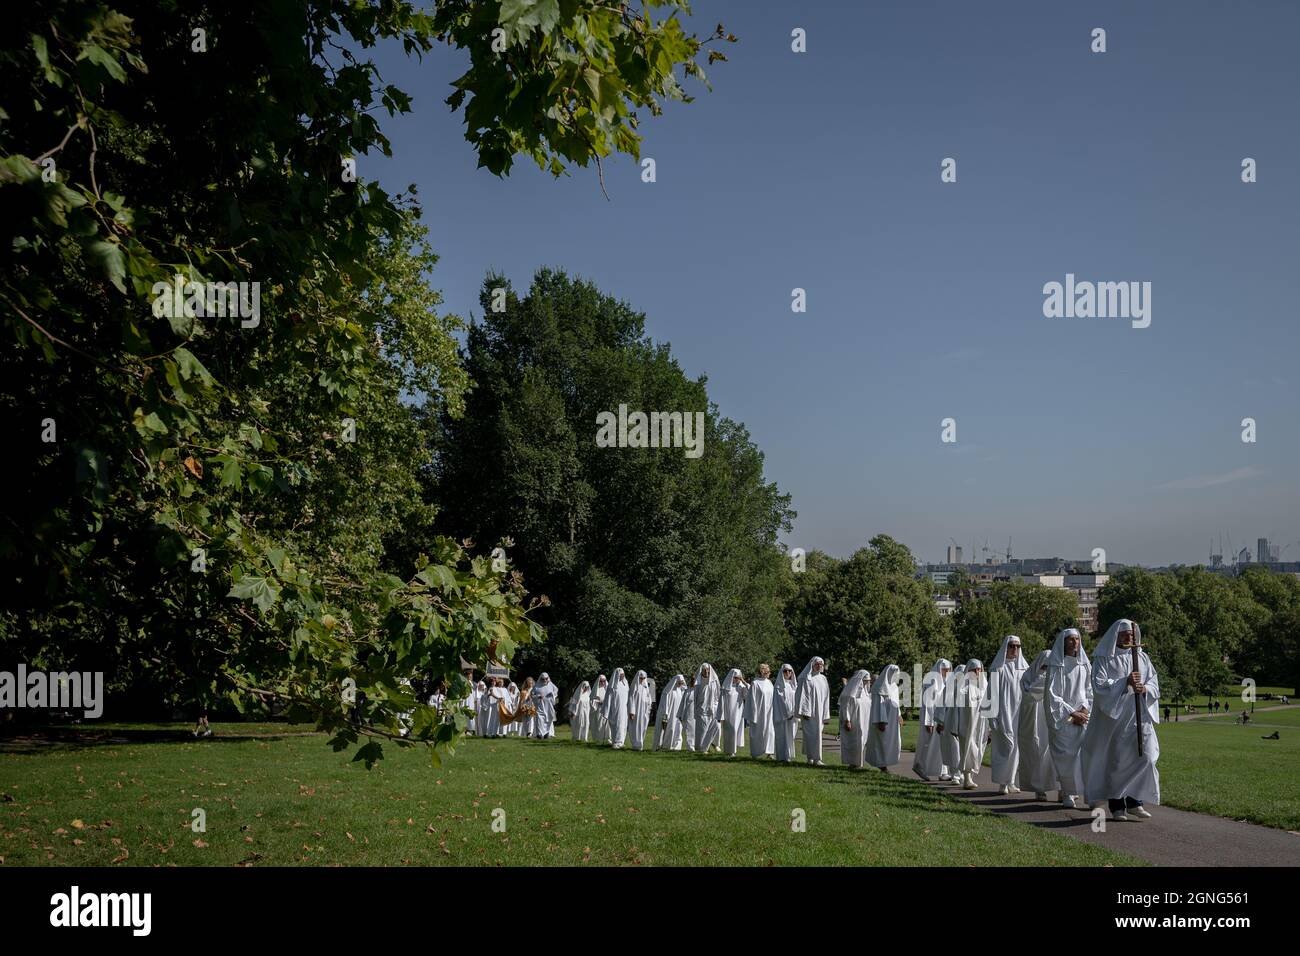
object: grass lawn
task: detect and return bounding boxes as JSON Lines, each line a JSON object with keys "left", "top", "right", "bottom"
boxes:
{"left": 0, "top": 723, "right": 1138, "bottom": 867}
{"left": 1152, "top": 712, "right": 1300, "bottom": 831}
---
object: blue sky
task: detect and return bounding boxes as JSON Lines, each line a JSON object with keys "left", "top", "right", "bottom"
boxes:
{"left": 366, "top": 0, "right": 1300, "bottom": 567}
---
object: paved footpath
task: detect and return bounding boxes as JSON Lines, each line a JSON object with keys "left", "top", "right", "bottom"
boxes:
{"left": 819, "top": 732, "right": 1299, "bottom": 867}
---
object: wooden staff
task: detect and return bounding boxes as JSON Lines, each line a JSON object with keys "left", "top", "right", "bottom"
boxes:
{"left": 1130, "top": 630, "right": 1145, "bottom": 757}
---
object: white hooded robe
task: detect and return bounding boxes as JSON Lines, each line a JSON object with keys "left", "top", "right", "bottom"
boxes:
{"left": 1017, "top": 650, "right": 1057, "bottom": 793}
{"left": 1082, "top": 619, "right": 1161, "bottom": 806}
{"left": 628, "top": 670, "right": 653, "bottom": 751}
{"left": 603, "top": 668, "right": 630, "bottom": 748}
{"left": 568, "top": 681, "right": 591, "bottom": 742}
{"left": 719, "top": 669, "right": 749, "bottom": 756}
{"left": 913, "top": 659, "right": 950, "bottom": 779}
{"left": 838, "top": 669, "right": 871, "bottom": 768}
{"left": 988, "top": 636, "right": 1029, "bottom": 785}
{"left": 655, "top": 675, "right": 686, "bottom": 751}
{"left": 693, "top": 664, "right": 722, "bottom": 752}
{"left": 772, "top": 664, "right": 799, "bottom": 762}
{"left": 865, "top": 664, "right": 903, "bottom": 769}
{"left": 795, "top": 656, "right": 831, "bottom": 764}
{"left": 745, "top": 675, "right": 775, "bottom": 757}
{"left": 1046, "top": 628, "right": 1093, "bottom": 797}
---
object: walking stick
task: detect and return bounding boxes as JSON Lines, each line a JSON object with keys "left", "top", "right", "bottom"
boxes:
{"left": 1131, "top": 633, "right": 1145, "bottom": 757}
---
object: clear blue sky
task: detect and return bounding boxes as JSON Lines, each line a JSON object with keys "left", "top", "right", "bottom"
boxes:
{"left": 366, "top": 0, "right": 1300, "bottom": 567}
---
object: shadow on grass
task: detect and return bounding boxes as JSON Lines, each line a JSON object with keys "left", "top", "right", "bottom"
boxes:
{"left": 0, "top": 726, "right": 323, "bottom": 754}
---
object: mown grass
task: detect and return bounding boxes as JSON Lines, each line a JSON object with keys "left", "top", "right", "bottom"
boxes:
{"left": 1155, "top": 711, "right": 1300, "bottom": 831}
{"left": 0, "top": 724, "right": 1138, "bottom": 867}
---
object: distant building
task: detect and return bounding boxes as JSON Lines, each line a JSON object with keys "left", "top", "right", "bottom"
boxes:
{"left": 934, "top": 596, "right": 958, "bottom": 617}
{"left": 1258, "top": 538, "right": 1271, "bottom": 564}
{"left": 946, "top": 544, "right": 963, "bottom": 564}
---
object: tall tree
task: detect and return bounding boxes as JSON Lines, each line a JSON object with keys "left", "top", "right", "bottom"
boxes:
{"left": 433, "top": 270, "right": 794, "bottom": 689}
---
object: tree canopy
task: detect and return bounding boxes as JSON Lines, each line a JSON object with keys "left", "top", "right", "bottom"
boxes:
{"left": 432, "top": 269, "right": 794, "bottom": 690}
{"left": 0, "top": 0, "right": 727, "bottom": 764}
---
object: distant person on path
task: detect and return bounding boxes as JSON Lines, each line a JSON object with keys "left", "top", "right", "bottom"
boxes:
{"left": 693, "top": 663, "right": 722, "bottom": 753}
{"left": 796, "top": 656, "right": 831, "bottom": 765}
{"left": 936, "top": 663, "right": 965, "bottom": 781}
{"left": 772, "top": 663, "right": 800, "bottom": 762}
{"left": 1046, "top": 627, "right": 1091, "bottom": 809}
{"left": 1163, "top": 706, "right": 1170, "bottom": 723}
{"left": 1017, "top": 649, "right": 1058, "bottom": 800}
{"left": 913, "top": 659, "right": 951, "bottom": 781}
{"left": 866, "top": 664, "right": 904, "bottom": 771}
{"left": 655, "top": 674, "right": 687, "bottom": 751}
{"left": 1082, "top": 619, "right": 1161, "bottom": 821}
{"left": 568, "top": 680, "right": 591, "bottom": 742}
{"left": 951, "top": 659, "right": 989, "bottom": 790}
{"left": 989, "top": 635, "right": 1029, "bottom": 794}
{"left": 602, "top": 668, "right": 630, "bottom": 748}
{"left": 719, "top": 668, "right": 749, "bottom": 756}
{"left": 591, "top": 675, "right": 608, "bottom": 743}
{"left": 838, "top": 669, "right": 871, "bottom": 769}
{"left": 745, "top": 664, "right": 776, "bottom": 758}
{"left": 627, "top": 670, "right": 653, "bottom": 750}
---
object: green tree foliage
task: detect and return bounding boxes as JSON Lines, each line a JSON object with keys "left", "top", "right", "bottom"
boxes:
{"left": 951, "top": 581, "right": 1079, "bottom": 665}
{"left": 782, "top": 536, "right": 955, "bottom": 691}
{"left": 0, "top": 0, "right": 724, "bottom": 763}
{"left": 1099, "top": 566, "right": 1299, "bottom": 700}
{"left": 432, "top": 270, "right": 793, "bottom": 687}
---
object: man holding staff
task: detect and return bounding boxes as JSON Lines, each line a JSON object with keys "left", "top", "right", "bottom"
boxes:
{"left": 1082, "top": 618, "right": 1161, "bottom": 821}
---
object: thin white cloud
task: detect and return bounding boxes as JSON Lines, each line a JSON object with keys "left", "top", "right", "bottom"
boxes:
{"left": 1155, "top": 466, "right": 1262, "bottom": 491}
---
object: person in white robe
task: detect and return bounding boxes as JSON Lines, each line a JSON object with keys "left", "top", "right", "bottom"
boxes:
{"left": 602, "top": 668, "right": 630, "bottom": 748}
{"left": 745, "top": 664, "right": 776, "bottom": 757}
{"left": 678, "top": 677, "right": 698, "bottom": 753}
{"left": 950, "top": 659, "right": 988, "bottom": 789}
{"left": 518, "top": 676, "right": 537, "bottom": 738}
{"left": 532, "top": 673, "right": 559, "bottom": 738}
{"left": 591, "top": 675, "right": 609, "bottom": 744}
{"left": 568, "top": 681, "right": 591, "bottom": 742}
{"left": 470, "top": 676, "right": 486, "bottom": 738}
{"left": 1045, "top": 627, "right": 1092, "bottom": 808}
{"left": 913, "top": 659, "right": 951, "bottom": 780}
{"left": 936, "top": 663, "right": 963, "bottom": 780}
{"left": 988, "top": 635, "right": 1029, "bottom": 793}
{"left": 693, "top": 663, "right": 722, "bottom": 752}
{"left": 1017, "top": 650, "right": 1057, "bottom": 799}
{"left": 503, "top": 682, "right": 519, "bottom": 736}
{"left": 795, "top": 656, "right": 831, "bottom": 765}
{"left": 1082, "top": 619, "right": 1160, "bottom": 820}
{"left": 474, "top": 680, "right": 492, "bottom": 737}
{"left": 487, "top": 678, "right": 508, "bottom": 737}
{"left": 655, "top": 675, "right": 686, "bottom": 751}
{"left": 772, "top": 663, "right": 799, "bottom": 762}
{"left": 837, "top": 669, "right": 871, "bottom": 768}
{"left": 866, "top": 664, "right": 903, "bottom": 770}
{"left": 719, "top": 668, "right": 749, "bottom": 756}
{"left": 628, "top": 670, "right": 653, "bottom": 750}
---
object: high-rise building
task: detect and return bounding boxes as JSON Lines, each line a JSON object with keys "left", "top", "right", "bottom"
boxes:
{"left": 946, "top": 544, "right": 963, "bottom": 565}
{"left": 1258, "top": 538, "right": 1271, "bottom": 564}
